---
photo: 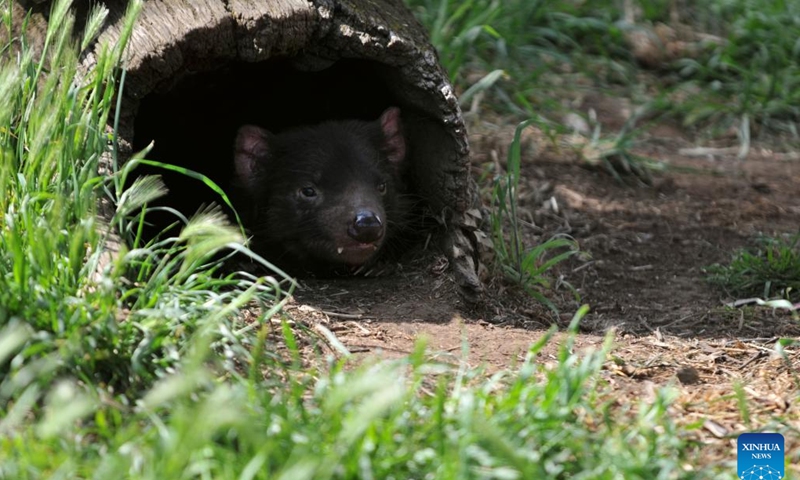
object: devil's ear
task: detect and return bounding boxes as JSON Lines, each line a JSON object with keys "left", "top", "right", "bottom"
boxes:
{"left": 233, "top": 125, "right": 273, "bottom": 192}
{"left": 379, "top": 107, "right": 406, "bottom": 165}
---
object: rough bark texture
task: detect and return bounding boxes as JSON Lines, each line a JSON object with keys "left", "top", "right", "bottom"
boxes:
{"left": 3, "top": 1, "right": 50, "bottom": 59}
{"left": 74, "top": 0, "right": 483, "bottom": 301}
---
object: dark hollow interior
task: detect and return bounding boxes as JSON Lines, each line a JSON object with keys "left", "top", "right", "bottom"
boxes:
{"left": 131, "top": 58, "right": 441, "bottom": 262}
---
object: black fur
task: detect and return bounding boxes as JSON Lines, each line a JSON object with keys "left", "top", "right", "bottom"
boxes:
{"left": 232, "top": 108, "right": 408, "bottom": 275}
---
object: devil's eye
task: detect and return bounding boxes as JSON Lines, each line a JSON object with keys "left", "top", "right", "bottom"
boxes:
{"left": 377, "top": 182, "right": 387, "bottom": 194}
{"left": 300, "top": 186, "right": 317, "bottom": 198}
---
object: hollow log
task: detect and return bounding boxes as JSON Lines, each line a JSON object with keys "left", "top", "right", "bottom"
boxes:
{"left": 53, "top": 0, "right": 483, "bottom": 301}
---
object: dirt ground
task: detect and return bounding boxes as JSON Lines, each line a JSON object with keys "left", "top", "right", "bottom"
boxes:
{"left": 279, "top": 96, "right": 800, "bottom": 472}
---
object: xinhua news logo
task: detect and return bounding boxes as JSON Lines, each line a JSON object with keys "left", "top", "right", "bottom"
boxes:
{"left": 738, "top": 433, "right": 784, "bottom": 480}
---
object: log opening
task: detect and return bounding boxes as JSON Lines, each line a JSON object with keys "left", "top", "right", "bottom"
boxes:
{"left": 83, "top": 0, "right": 484, "bottom": 300}
{"left": 132, "top": 58, "right": 414, "bottom": 236}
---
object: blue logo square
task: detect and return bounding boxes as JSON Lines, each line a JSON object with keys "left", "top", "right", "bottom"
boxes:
{"left": 738, "top": 433, "right": 784, "bottom": 479}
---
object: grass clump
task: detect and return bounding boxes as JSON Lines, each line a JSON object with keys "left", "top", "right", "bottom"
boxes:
{"left": 0, "top": 0, "right": 135, "bottom": 389}
{"left": 674, "top": 0, "right": 800, "bottom": 134}
{"left": 490, "top": 119, "right": 583, "bottom": 311}
{"left": 0, "top": 0, "right": 291, "bottom": 398}
{"left": 404, "top": 0, "right": 630, "bottom": 102}
{"left": 706, "top": 233, "right": 800, "bottom": 301}
{"left": 408, "top": 0, "right": 800, "bottom": 141}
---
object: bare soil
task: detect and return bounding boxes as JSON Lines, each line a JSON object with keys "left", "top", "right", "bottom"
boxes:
{"left": 278, "top": 96, "right": 800, "bottom": 472}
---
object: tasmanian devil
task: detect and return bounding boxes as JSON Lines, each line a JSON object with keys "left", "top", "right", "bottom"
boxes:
{"left": 232, "top": 107, "right": 407, "bottom": 275}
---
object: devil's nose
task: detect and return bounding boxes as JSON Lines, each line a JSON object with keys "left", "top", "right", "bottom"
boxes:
{"left": 348, "top": 211, "right": 384, "bottom": 243}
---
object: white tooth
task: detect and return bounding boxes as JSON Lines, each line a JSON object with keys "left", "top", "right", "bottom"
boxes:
{"left": 337, "top": 247, "right": 344, "bottom": 254}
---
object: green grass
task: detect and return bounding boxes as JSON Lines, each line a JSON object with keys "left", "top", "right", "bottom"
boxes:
{"left": 490, "top": 119, "right": 583, "bottom": 312}
{"left": 405, "top": 0, "right": 632, "bottom": 116}
{"left": 3, "top": 302, "right": 724, "bottom": 479}
{"left": 406, "top": 0, "right": 800, "bottom": 137}
{"left": 706, "top": 233, "right": 800, "bottom": 301}
{"left": 673, "top": 1, "right": 800, "bottom": 134}
{"left": 406, "top": 0, "right": 800, "bottom": 159}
